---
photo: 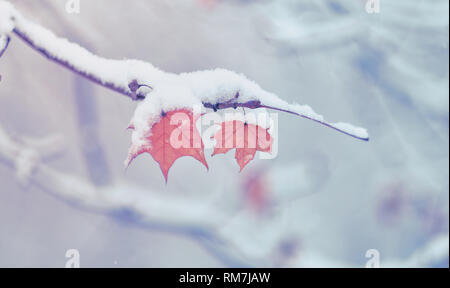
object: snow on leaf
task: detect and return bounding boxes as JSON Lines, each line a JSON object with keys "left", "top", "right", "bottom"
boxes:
{"left": 126, "top": 109, "right": 208, "bottom": 182}
{"left": 211, "top": 120, "right": 272, "bottom": 171}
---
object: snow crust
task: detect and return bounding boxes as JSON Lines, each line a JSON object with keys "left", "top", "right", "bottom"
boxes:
{"left": 1, "top": 0, "right": 369, "bottom": 144}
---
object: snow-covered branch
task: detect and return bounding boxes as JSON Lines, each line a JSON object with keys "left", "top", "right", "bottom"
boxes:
{"left": 0, "top": 34, "right": 9, "bottom": 58}
{"left": 0, "top": 0, "right": 369, "bottom": 141}
{"left": 5, "top": 122, "right": 445, "bottom": 268}
{"left": 0, "top": 124, "right": 281, "bottom": 267}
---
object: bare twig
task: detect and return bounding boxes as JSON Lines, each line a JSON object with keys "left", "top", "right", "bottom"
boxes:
{"left": 0, "top": 34, "right": 10, "bottom": 58}
{"left": 259, "top": 104, "right": 370, "bottom": 141}
{"left": 0, "top": 34, "right": 10, "bottom": 80}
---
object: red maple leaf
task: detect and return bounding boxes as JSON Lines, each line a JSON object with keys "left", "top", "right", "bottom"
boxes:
{"left": 126, "top": 109, "right": 208, "bottom": 182}
{"left": 211, "top": 120, "right": 272, "bottom": 171}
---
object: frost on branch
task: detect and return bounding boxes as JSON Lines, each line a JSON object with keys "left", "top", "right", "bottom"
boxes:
{"left": 0, "top": 0, "right": 369, "bottom": 182}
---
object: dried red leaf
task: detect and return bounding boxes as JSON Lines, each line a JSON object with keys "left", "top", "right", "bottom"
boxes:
{"left": 126, "top": 109, "right": 208, "bottom": 182}
{"left": 211, "top": 120, "right": 272, "bottom": 171}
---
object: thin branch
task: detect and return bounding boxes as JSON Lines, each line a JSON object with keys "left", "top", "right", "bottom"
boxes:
{"left": 259, "top": 104, "right": 370, "bottom": 141}
{"left": 12, "top": 28, "right": 137, "bottom": 99}
{"left": 202, "top": 100, "right": 369, "bottom": 141}
{"left": 0, "top": 34, "right": 10, "bottom": 58}
{"left": 0, "top": 34, "right": 10, "bottom": 81}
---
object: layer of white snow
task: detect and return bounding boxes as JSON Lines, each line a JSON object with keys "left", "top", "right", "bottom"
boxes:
{"left": 1, "top": 0, "right": 369, "bottom": 149}
{"left": 0, "top": 1, "right": 15, "bottom": 34}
